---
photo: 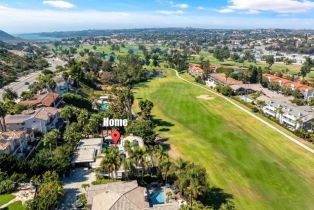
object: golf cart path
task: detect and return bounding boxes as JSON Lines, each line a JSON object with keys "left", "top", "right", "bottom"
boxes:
{"left": 173, "top": 70, "right": 314, "bottom": 154}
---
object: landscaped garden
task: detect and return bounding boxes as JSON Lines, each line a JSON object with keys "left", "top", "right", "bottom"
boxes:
{"left": 134, "top": 69, "right": 314, "bottom": 210}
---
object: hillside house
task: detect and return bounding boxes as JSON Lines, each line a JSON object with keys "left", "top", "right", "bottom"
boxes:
{"left": 5, "top": 107, "right": 62, "bottom": 134}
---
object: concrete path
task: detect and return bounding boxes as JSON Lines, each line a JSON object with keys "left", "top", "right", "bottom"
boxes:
{"left": 0, "top": 197, "right": 19, "bottom": 209}
{"left": 173, "top": 70, "right": 314, "bottom": 154}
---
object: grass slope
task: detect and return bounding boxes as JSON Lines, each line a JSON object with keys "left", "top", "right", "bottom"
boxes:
{"left": 134, "top": 69, "right": 314, "bottom": 210}
{"left": 0, "top": 194, "right": 15, "bottom": 206}
{"left": 3, "top": 201, "right": 25, "bottom": 210}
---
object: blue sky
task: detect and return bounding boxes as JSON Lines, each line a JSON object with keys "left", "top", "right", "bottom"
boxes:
{"left": 1, "top": 0, "right": 314, "bottom": 33}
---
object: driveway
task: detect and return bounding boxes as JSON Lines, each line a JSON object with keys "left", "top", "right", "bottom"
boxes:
{"left": 59, "top": 168, "right": 96, "bottom": 210}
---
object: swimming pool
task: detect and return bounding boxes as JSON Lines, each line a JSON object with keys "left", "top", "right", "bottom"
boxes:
{"left": 100, "top": 104, "right": 109, "bottom": 111}
{"left": 149, "top": 190, "right": 165, "bottom": 205}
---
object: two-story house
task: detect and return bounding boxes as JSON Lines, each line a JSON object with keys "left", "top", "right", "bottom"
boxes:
{"left": 0, "top": 130, "right": 34, "bottom": 155}
{"left": 21, "top": 92, "right": 62, "bottom": 108}
{"left": 5, "top": 107, "right": 63, "bottom": 134}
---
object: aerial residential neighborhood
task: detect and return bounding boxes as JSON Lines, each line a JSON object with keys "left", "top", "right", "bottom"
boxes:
{"left": 0, "top": 1, "right": 314, "bottom": 210}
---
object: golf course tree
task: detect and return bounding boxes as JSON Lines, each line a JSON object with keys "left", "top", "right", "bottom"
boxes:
{"left": 26, "top": 171, "right": 64, "bottom": 210}
{"left": 138, "top": 99, "right": 154, "bottom": 120}
{"left": 126, "top": 119, "right": 156, "bottom": 145}
{"left": 166, "top": 49, "right": 187, "bottom": 72}
{"left": 264, "top": 55, "right": 275, "bottom": 68}
{"left": 173, "top": 160, "right": 235, "bottom": 210}
{"left": 114, "top": 87, "right": 134, "bottom": 120}
{"left": 213, "top": 47, "right": 230, "bottom": 61}
{"left": 215, "top": 84, "right": 233, "bottom": 96}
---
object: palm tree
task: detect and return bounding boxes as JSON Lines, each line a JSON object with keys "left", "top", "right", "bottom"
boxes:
{"left": 294, "top": 118, "right": 303, "bottom": 130}
{"left": 60, "top": 106, "right": 75, "bottom": 126}
{"left": 0, "top": 102, "right": 8, "bottom": 131}
{"left": 160, "top": 156, "right": 171, "bottom": 184}
{"left": 116, "top": 87, "right": 134, "bottom": 119}
{"left": 275, "top": 107, "right": 284, "bottom": 122}
{"left": 153, "top": 145, "right": 167, "bottom": 175}
{"left": 131, "top": 147, "right": 148, "bottom": 180}
{"left": 100, "top": 147, "right": 121, "bottom": 180}
{"left": 43, "top": 129, "right": 60, "bottom": 157}
{"left": 186, "top": 167, "right": 206, "bottom": 209}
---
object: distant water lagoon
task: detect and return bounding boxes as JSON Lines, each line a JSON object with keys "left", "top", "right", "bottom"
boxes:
{"left": 17, "top": 34, "right": 62, "bottom": 42}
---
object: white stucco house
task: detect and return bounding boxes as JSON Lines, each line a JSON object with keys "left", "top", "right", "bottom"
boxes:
{"left": 5, "top": 107, "right": 62, "bottom": 134}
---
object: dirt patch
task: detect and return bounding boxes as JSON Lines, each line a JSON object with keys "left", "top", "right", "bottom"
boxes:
{"left": 196, "top": 95, "right": 215, "bottom": 100}
{"left": 168, "top": 144, "right": 183, "bottom": 160}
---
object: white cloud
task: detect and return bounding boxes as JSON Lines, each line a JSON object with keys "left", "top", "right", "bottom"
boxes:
{"left": 173, "top": 3, "right": 189, "bottom": 9}
{"left": 0, "top": 5, "right": 8, "bottom": 9}
{"left": 43, "top": 1, "right": 74, "bottom": 9}
{"left": 220, "top": 0, "right": 314, "bottom": 14}
{"left": 156, "top": 10, "right": 184, "bottom": 15}
{"left": 158, "top": 0, "right": 189, "bottom": 9}
{"left": 196, "top": 6, "right": 205, "bottom": 10}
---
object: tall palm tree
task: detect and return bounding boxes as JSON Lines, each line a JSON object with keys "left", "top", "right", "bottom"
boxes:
{"left": 160, "top": 155, "right": 171, "bottom": 184}
{"left": 275, "top": 107, "right": 284, "bottom": 122}
{"left": 131, "top": 147, "right": 148, "bottom": 180}
{"left": 100, "top": 147, "right": 121, "bottom": 180}
{"left": 186, "top": 167, "right": 206, "bottom": 209}
{"left": 60, "top": 106, "right": 75, "bottom": 126}
{"left": 43, "top": 129, "right": 60, "bottom": 157}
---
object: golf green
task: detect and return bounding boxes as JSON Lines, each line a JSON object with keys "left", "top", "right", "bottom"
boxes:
{"left": 134, "top": 69, "right": 314, "bottom": 210}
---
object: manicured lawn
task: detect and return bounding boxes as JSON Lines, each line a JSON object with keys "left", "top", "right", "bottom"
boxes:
{"left": 3, "top": 201, "right": 25, "bottom": 210}
{"left": 134, "top": 69, "right": 314, "bottom": 210}
{"left": 193, "top": 51, "right": 302, "bottom": 75}
{"left": 0, "top": 194, "right": 15, "bottom": 206}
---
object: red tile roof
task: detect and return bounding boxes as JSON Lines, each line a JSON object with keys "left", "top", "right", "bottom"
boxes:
{"left": 263, "top": 74, "right": 314, "bottom": 92}
{"left": 21, "top": 92, "right": 60, "bottom": 107}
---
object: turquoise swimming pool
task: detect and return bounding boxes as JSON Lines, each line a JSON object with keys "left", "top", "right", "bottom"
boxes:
{"left": 150, "top": 190, "right": 165, "bottom": 205}
{"left": 100, "top": 104, "right": 109, "bottom": 111}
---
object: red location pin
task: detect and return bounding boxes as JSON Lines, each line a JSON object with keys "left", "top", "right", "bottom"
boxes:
{"left": 111, "top": 130, "right": 120, "bottom": 147}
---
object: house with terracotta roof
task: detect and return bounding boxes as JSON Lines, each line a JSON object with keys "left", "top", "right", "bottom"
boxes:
{"left": 5, "top": 107, "right": 62, "bottom": 134}
{"left": 0, "top": 130, "right": 34, "bottom": 155}
{"left": 263, "top": 74, "right": 314, "bottom": 101}
{"left": 20, "top": 92, "right": 62, "bottom": 108}
{"left": 188, "top": 64, "right": 204, "bottom": 77}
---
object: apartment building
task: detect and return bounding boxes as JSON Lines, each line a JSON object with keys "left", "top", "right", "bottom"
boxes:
{"left": 263, "top": 74, "right": 314, "bottom": 101}
{"left": 262, "top": 101, "right": 314, "bottom": 130}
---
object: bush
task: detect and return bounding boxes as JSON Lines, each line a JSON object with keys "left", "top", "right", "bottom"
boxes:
{"left": 0, "top": 180, "right": 16, "bottom": 194}
{"left": 62, "top": 93, "right": 92, "bottom": 110}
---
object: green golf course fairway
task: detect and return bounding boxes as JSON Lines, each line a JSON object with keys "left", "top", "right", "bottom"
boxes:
{"left": 134, "top": 69, "right": 314, "bottom": 210}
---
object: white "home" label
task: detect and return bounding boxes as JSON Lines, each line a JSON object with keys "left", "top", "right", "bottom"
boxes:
{"left": 103, "top": 118, "right": 128, "bottom": 127}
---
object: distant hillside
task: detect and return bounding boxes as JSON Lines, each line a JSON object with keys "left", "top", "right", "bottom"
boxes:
{"left": 0, "top": 30, "right": 16, "bottom": 41}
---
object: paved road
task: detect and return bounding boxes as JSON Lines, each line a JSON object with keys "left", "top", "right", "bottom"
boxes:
{"left": 0, "top": 57, "right": 65, "bottom": 101}
{"left": 174, "top": 70, "right": 314, "bottom": 154}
